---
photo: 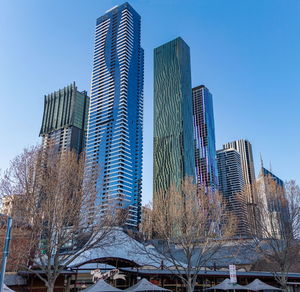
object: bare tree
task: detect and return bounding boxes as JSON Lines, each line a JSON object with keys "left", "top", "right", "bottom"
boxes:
{"left": 0, "top": 146, "right": 125, "bottom": 292}
{"left": 285, "top": 180, "right": 300, "bottom": 239}
{"left": 140, "top": 177, "right": 236, "bottom": 292}
{"left": 250, "top": 176, "right": 300, "bottom": 291}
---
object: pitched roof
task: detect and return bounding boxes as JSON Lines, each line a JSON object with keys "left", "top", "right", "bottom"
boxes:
{"left": 69, "top": 228, "right": 174, "bottom": 268}
{"left": 206, "top": 278, "right": 248, "bottom": 290}
{"left": 125, "top": 278, "right": 171, "bottom": 292}
{"left": 81, "top": 280, "right": 122, "bottom": 292}
{"left": 244, "top": 279, "right": 281, "bottom": 291}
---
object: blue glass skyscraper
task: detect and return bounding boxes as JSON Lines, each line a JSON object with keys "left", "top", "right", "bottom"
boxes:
{"left": 192, "top": 85, "right": 218, "bottom": 192}
{"left": 85, "top": 3, "right": 144, "bottom": 228}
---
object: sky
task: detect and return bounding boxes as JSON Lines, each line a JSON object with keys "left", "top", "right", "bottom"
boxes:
{"left": 0, "top": 0, "right": 299, "bottom": 204}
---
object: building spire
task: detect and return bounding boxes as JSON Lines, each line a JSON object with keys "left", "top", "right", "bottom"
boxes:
{"left": 260, "top": 153, "right": 264, "bottom": 169}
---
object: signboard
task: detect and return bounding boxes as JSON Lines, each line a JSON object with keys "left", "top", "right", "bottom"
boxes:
{"left": 229, "top": 265, "right": 237, "bottom": 283}
{"left": 91, "top": 269, "right": 126, "bottom": 282}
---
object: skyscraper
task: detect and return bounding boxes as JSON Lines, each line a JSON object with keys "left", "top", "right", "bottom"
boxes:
{"left": 40, "top": 82, "right": 89, "bottom": 155}
{"left": 153, "top": 37, "right": 195, "bottom": 202}
{"left": 223, "top": 140, "right": 256, "bottom": 196}
{"left": 192, "top": 85, "right": 218, "bottom": 192}
{"left": 223, "top": 139, "right": 257, "bottom": 233}
{"left": 217, "top": 148, "right": 249, "bottom": 237}
{"left": 256, "top": 167, "right": 290, "bottom": 238}
{"left": 85, "top": 3, "right": 144, "bottom": 228}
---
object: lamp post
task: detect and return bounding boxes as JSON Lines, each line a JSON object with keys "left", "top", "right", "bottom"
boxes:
{"left": 0, "top": 217, "right": 12, "bottom": 292}
{"left": 136, "top": 265, "right": 140, "bottom": 283}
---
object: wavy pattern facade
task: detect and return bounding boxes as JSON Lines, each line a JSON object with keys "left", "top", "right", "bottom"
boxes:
{"left": 153, "top": 37, "right": 195, "bottom": 201}
{"left": 85, "top": 3, "right": 143, "bottom": 228}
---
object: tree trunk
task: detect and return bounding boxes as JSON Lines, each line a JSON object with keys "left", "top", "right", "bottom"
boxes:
{"left": 186, "top": 278, "right": 194, "bottom": 292}
{"left": 280, "top": 281, "right": 288, "bottom": 292}
{"left": 279, "top": 274, "right": 288, "bottom": 292}
{"left": 46, "top": 282, "right": 54, "bottom": 292}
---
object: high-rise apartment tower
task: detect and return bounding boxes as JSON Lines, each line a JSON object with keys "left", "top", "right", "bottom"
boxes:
{"left": 85, "top": 3, "right": 144, "bottom": 228}
{"left": 40, "top": 82, "right": 89, "bottom": 154}
{"left": 217, "top": 148, "right": 249, "bottom": 237}
{"left": 153, "top": 37, "right": 195, "bottom": 202}
{"left": 193, "top": 85, "right": 218, "bottom": 192}
{"left": 223, "top": 139, "right": 257, "bottom": 233}
{"left": 223, "top": 140, "right": 256, "bottom": 197}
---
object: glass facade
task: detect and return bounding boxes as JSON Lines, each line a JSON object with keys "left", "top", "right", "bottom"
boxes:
{"left": 153, "top": 37, "right": 195, "bottom": 201}
{"left": 192, "top": 85, "right": 218, "bottom": 192}
{"left": 260, "top": 167, "right": 284, "bottom": 187}
{"left": 257, "top": 167, "right": 290, "bottom": 238}
{"left": 85, "top": 3, "right": 143, "bottom": 228}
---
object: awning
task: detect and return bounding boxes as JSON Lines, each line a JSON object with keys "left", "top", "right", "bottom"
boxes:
{"left": 3, "top": 284, "right": 15, "bottom": 292}
{"left": 80, "top": 280, "right": 122, "bottom": 292}
{"left": 244, "top": 279, "right": 282, "bottom": 291}
{"left": 206, "top": 278, "right": 248, "bottom": 290}
{"left": 125, "top": 278, "right": 171, "bottom": 292}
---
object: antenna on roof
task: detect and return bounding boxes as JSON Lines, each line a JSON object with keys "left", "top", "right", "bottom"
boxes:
{"left": 260, "top": 153, "right": 264, "bottom": 169}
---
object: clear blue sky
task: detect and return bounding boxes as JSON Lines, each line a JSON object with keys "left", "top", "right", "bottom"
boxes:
{"left": 1, "top": 0, "right": 299, "bottom": 204}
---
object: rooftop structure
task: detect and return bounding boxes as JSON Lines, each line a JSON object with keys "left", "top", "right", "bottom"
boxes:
{"left": 40, "top": 82, "right": 89, "bottom": 154}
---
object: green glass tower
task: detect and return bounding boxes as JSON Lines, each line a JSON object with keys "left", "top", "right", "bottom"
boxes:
{"left": 40, "top": 82, "right": 89, "bottom": 154}
{"left": 153, "top": 37, "right": 195, "bottom": 201}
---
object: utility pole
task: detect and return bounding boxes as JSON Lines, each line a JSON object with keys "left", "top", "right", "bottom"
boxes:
{"left": 0, "top": 217, "right": 12, "bottom": 292}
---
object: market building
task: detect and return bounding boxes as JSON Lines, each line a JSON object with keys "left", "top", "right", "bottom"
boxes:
{"left": 6, "top": 229, "right": 300, "bottom": 292}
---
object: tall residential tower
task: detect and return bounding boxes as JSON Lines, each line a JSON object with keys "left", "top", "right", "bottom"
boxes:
{"left": 193, "top": 85, "right": 218, "bottom": 192}
{"left": 40, "top": 82, "right": 89, "bottom": 155}
{"left": 223, "top": 139, "right": 257, "bottom": 233}
{"left": 223, "top": 140, "right": 256, "bottom": 197}
{"left": 153, "top": 37, "right": 195, "bottom": 203}
{"left": 217, "top": 148, "right": 249, "bottom": 237}
{"left": 85, "top": 3, "right": 144, "bottom": 228}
